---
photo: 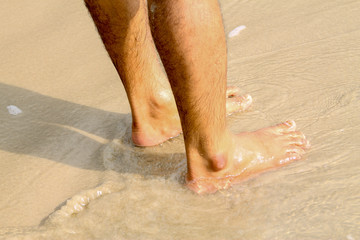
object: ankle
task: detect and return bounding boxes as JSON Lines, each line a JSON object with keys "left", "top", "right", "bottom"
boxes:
{"left": 130, "top": 88, "right": 177, "bottom": 122}
{"left": 186, "top": 130, "right": 234, "bottom": 179}
{"left": 129, "top": 90, "right": 181, "bottom": 146}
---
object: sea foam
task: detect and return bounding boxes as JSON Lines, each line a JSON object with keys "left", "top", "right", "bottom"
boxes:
{"left": 228, "top": 25, "right": 246, "bottom": 38}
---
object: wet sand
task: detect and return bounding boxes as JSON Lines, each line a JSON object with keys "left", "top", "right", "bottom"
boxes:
{"left": 1, "top": 0, "right": 359, "bottom": 239}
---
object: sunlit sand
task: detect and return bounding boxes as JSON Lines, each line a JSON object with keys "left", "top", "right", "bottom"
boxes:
{"left": 0, "top": 0, "right": 359, "bottom": 239}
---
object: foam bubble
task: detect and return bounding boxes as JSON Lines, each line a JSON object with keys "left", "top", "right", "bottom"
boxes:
{"left": 346, "top": 234, "right": 355, "bottom": 240}
{"left": 228, "top": 25, "right": 246, "bottom": 38}
{"left": 7, "top": 105, "right": 22, "bottom": 115}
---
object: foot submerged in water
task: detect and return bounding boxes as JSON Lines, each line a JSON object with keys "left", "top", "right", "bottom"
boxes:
{"left": 186, "top": 120, "right": 310, "bottom": 194}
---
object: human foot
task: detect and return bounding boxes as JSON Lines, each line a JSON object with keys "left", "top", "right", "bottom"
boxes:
{"left": 131, "top": 88, "right": 182, "bottom": 147}
{"left": 132, "top": 86, "right": 253, "bottom": 147}
{"left": 186, "top": 120, "right": 310, "bottom": 194}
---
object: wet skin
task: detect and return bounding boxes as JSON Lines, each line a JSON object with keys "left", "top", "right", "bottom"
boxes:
{"left": 186, "top": 120, "right": 310, "bottom": 194}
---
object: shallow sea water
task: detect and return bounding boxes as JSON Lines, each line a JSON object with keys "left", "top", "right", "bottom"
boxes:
{"left": 1, "top": 0, "right": 360, "bottom": 239}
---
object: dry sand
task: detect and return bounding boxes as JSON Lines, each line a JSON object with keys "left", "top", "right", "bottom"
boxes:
{"left": 0, "top": 0, "right": 359, "bottom": 239}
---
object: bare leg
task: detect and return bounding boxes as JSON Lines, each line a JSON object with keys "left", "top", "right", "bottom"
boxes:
{"left": 85, "top": 0, "right": 181, "bottom": 147}
{"left": 85, "top": 0, "right": 252, "bottom": 147}
{"left": 151, "top": 0, "right": 310, "bottom": 193}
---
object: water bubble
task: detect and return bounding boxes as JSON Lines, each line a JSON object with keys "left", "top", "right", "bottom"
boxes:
{"left": 7, "top": 105, "right": 22, "bottom": 115}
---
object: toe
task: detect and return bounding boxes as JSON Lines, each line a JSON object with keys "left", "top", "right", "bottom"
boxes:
{"left": 290, "top": 138, "right": 308, "bottom": 147}
{"left": 240, "top": 94, "right": 253, "bottom": 107}
{"left": 273, "top": 120, "right": 297, "bottom": 134}
{"left": 226, "top": 86, "right": 241, "bottom": 97}
{"left": 285, "top": 132, "right": 309, "bottom": 147}
{"left": 226, "top": 94, "right": 252, "bottom": 115}
{"left": 288, "top": 132, "right": 310, "bottom": 149}
{"left": 287, "top": 131, "right": 305, "bottom": 138}
{"left": 286, "top": 147, "right": 306, "bottom": 155}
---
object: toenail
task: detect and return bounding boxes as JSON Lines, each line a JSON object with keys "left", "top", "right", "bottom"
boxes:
{"left": 284, "top": 120, "right": 296, "bottom": 129}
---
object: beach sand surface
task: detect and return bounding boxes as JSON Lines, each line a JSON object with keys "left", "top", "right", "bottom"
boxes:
{"left": 0, "top": 0, "right": 359, "bottom": 239}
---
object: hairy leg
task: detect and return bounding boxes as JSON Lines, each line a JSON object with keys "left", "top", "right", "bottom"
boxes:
{"left": 85, "top": 0, "right": 252, "bottom": 147}
{"left": 85, "top": 0, "right": 181, "bottom": 146}
{"left": 151, "top": 0, "right": 309, "bottom": 193}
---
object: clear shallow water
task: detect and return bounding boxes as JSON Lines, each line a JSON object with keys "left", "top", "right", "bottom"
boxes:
{"left": 2, "top": 78, "right": 359, "bottom": 239}
{"left": 1, "top": 0, "right": 360, "bottom": 239}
